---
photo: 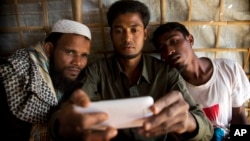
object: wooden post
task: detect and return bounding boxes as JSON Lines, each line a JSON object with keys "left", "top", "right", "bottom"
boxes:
{"left": 71, "top": 0, "right": 82, "bottom": 22}
{"left": 160, "top": 0, "right": 166, "bottom": 24}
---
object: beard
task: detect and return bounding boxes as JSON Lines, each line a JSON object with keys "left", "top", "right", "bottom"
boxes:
{"left": 115, "top": 49, "right": 142, "bottom": 60}
{"left": 49, "top": 58, "right": 80, "bottom": 94}
{"left": 117, "top": 53, "right": 140, "bottom": 59}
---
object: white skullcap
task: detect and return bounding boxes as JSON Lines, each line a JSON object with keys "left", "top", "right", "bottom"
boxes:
{"left": 51, "top": 19, "right": 91, "bottom": 40}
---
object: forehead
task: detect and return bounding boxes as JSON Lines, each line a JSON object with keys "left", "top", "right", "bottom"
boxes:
{"left": 58, "top": 34, "right": 88, "bottom": 42}
{"left": 158, "top": 31, "right": 182, "bottom": 41}
{"left": 55, "top": 33, "right": 91, "bottom": 50}
{"left": 112, "top": 13, "right": 144, "bottom": 28}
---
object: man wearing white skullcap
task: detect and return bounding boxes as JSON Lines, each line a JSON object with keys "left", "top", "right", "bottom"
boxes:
{"left": 0, "top": 19, "right": 92, "bottom": 141}
{"left": 51, "top": 19, "right": 91, "bottom": 40}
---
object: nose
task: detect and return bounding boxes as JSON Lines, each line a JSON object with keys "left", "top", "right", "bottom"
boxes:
{"left": 124, "top": 30, "right": 132, "bottom": 43}
{"left": 168, "top": 49, "right": 175, "bottom": 55}
{"left": 161, "top": 43, "right": 175, "bottom": 56}
{"left": 72, "top": 55, "right": 83, "bottom": 66}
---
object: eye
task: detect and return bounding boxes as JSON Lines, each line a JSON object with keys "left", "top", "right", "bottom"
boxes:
{"left": 157, "top": 39, "right": 166, "bottom": 51}
{"left": 114, "top": 28, "right": 123, "bottom": 34}
{"left": 167, "top": 37, "right": 182, "bottom": 47}
{"left": 131, "top": 28, "right": 138, "bottom": 33}
{"left": 66, "top": 50, "right": 74, "bottom": 56}
{"left": 81, "top": 54, "right": 88, "bottom": 59}
{"left": 169, "top": 39, "right": 178, "bottom": 45}
{"left": 159, "top": 44, "right": 168, "bottom": 52}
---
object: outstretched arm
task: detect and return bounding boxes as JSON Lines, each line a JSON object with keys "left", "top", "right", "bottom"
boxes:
{"left": 138, "top": 90, "right": 213, "bottom": 141}
{"left": 49, "top": 89, "right": 117, "bottom": 141}
{"left": 231, "top": 104, "right": 249, "bottom": 125}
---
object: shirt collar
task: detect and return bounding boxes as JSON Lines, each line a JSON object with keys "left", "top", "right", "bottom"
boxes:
{"left": 112, "top": 55, "right": 151, "bottom": 84}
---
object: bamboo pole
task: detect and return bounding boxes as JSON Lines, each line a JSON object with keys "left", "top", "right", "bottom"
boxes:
{"left": 214, "top": 0, "right": 224, "bottom": 58}
{"left": 180, "top": 21, "right": 250, "bottom": 26}
{"left": 193, "top": 48, "right": 249, "bottom": 52}
{"left": 243, "top": 48, "right": 250, "bottom": 72}
{"left": 71, "top": 0, "right": 82, "bottom": 22}
{"left": 188, "top": 0, "right": 192, "bottom": 21}
{"left": 186, "top": 0, "right": 193, "bottom": 32}
{"left": 13, "top": 0, "right": 25, "bottom": 48}
{"left": 160, "top": 0, "right": 166, "bottom": 24}
{"left": 1, "top": 21, "right": 249, "bottom": 32}
{"left": 42, "top": 0, "right": 49, "bottom": 34}
{"left": 98, "top": 0, "right": 108, "bottom": 57}
{"left": 0, "top": 26, "right": 46, "bottom": 32}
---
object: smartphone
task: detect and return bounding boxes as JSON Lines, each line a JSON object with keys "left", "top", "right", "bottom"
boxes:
{"left": 73, "top": 96, "right": 154, "bottom": 129}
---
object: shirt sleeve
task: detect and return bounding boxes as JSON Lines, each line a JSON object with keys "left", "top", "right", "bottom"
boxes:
{"left": 170, "top": 73, "right": 214, "bottom": 141}
{"left": 80, "top": 62, "right": 102, "bottom": 101}
{"left": 231, "top": 62, "right": 250, "bottom": 107}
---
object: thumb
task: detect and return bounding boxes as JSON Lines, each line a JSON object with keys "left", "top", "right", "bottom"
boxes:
{"left": 70, "top": 89, "right": 91, "bottom": 107}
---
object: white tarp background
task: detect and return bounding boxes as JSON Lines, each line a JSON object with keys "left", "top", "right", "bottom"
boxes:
{"left": 0, "top": 0, "right": 249, "bottom": 121}
{"left": 0, "top": 0, "right": 249, "bottom": 72}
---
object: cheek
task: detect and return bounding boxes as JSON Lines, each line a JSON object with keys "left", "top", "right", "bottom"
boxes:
{"left": 160, "top": 51, "right": 168, "bottom": 59}
{"left": 134, "top": 34, "right": 144, "bottom": 42}
{"left": 113, "top": 36, "right": 122, "bottom": 44}
{"left": 81, "top": 58, "right": 88, "bottom": 68}
{"left": 53, "top": 54, "right": 71, "bottom": 69}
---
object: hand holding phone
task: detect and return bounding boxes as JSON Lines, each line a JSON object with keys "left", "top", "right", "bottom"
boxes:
{"left": 73, "top": 96, "right": 154, "bottom": 129}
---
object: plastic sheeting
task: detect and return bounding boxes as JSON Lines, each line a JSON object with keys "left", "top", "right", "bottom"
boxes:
{"left": 0, "top": 0, "right": 249, "bottom": 72}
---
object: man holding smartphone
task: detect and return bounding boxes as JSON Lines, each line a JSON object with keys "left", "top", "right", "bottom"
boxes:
{"left": 50, "top": 0, "right": 213, "bottom": 141}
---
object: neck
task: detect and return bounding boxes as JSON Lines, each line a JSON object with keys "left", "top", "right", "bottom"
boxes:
{"left": 181, "top": 57, "right": 213, "bottom": 85}
{"left": 118, "top": 54, "right": 142, "bottom": 86}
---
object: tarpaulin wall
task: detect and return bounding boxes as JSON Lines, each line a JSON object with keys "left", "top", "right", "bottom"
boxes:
{"left": 0, "top": 0, "right": 249, "bottom": 121}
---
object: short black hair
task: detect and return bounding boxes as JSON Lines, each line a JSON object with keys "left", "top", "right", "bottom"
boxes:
{"left": 152, "top": 22, "right": 190, "bottom": 49}
{"left": 44, "top": 32, "right": 63, "bottom": 47}
{"left": 107, "top": 0, "right": 150, "bottom": 28}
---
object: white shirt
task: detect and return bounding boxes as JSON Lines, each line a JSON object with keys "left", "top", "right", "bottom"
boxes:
{"left": 186, "top": 58, "right": 250, "bottom": 130}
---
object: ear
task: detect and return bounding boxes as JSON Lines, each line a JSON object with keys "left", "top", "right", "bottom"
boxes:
{"left": 144, "top": 28, "right": 148, "bottom": 40}
{"left": 188, "top": 34, "right": 194, "bottom": 46}
{"left": 43, "top": 42, "right": 54, "bottom": 58}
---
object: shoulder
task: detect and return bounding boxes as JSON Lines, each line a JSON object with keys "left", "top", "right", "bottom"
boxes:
{"left": 213, "top": 58, "right": 241, "bottom": 70}
{"left": 214, "top": 58, "right": 238, "bottom": 65}
{"left": 0, "top": 49, "right": 30, "bottom": 73}
{"left": 212, "top": 58, "right": 246, "bottom": 78}
{"left": 9, "top": 48, "right": 29, "bottom": 61}
{"left": 86, "top": 56, "right": 112, "bottom": 69}
{"left": 84, "top": 56, "right": 115, "bottom": 77}
{"left": 143, "top": 55, "right": 169, "bottom": 68}
{"left": 143, "top": 55, "right": 180, "bottom": 77}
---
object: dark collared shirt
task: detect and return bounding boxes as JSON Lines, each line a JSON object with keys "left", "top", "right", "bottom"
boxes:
{"left": 81, "top": 55, "right": 213, "bottom": 141}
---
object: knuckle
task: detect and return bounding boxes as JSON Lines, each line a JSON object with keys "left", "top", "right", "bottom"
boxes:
{"left": 80, "top": 116, "right": 89, "bottom": 128}
{"left": 177, "top": 123, "right": 186, "bottom": 134}
{"left": 166, "top": 106, "right": 174, "bottom": 116}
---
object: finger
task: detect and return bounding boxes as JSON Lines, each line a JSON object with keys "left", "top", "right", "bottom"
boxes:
{"left": 141, "top": 121, "right": 186, "bottom": 137}
{"left": 70, "top": 89, "right": 90, "bottom": 107}
{"left": 150, "top": 90, "right": 183, "bottom": 115}
{"left": 58, "top": 111, "right": 110, "bottom": 140}
{"left": 140, "top": 123, "right": 169, "bottom": 137}
{"left": 155, "top": 111, "right": 188, "bottom": 134}
{"left": 142, "top": 98, "right": 189, "bottom": 131}
{"left": 80, "top": 112, "right": 109, "bottom": 129}
{"left": 140, "top": 112, "right": 187, "bottom": 137}
{"left": 85, "top": 127, "right": 118, "bottom": 141}
{"left": 165, "top": 121, "right": 188, "bottom": 134}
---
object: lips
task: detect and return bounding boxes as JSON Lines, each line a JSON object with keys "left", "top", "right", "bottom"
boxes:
{"left": 167, "top": 54, "right": 181, "bottom": 66}
{"left": 67, "top": 67, "right": 81, "bottom": 76}
{"left": 123, "top": 45, "right": 134, "bottom": 49}
{"left": 123, "top": 46, "right": 133, "bottom": 49}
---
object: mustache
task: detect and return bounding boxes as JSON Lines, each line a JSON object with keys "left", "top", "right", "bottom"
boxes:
{"left": 67, "top": 66, "right": 82, "bottom": 71}
{"left": 163, "top": 53, "right": 186, "bottom": 72}
{"left": 122, "top": 42, "right": 135, "bottom": 48}
{"left": 162, "top": 53, "right": 181, "bottom": 63}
